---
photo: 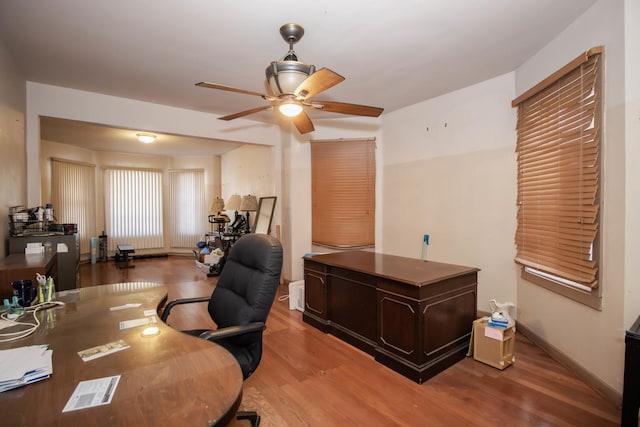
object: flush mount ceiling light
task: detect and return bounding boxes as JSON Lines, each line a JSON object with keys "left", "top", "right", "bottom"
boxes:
{"left": 136, "top": 133, "right": 156, "bottom": 144}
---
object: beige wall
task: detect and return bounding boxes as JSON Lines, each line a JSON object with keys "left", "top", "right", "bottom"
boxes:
{"left": 514, "top": 0, "right": 628, "bottom": 394}
{"left": 0, "top": 40, "right": 26, "bottom": 258}
{"left": 381, "top": 72, "right": 517, "bottom": 311}
{"left": 40, "top": 139, "right": 222, "bottom": 256}
{"left": 221, "top": 144, "right": 276, "bottom": 233}
{"left": 623, "top": 0, "right": 640, "bottom": 334}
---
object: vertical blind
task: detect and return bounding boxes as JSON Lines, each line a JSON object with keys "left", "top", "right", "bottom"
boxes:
{"left": 51, "top": 159, "right": 96, "bottom": 254}
{"left": 168, "top": 169, "right": 205, "bottom": 248}
{"left": 513, "top": 48, "right": 602, "bottom": 288}
{"left": 311, "top": 138, "right": 375, "bottom": 248}
{"left": 104, "top": 168, "right": 163, "bottom": 251}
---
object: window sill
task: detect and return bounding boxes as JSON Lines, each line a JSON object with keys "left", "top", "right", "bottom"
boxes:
{"left": 521, "top": 268, "right": 602, "bottom": 310}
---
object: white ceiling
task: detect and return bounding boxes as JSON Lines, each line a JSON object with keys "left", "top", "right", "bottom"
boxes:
{"left": 0, "top": 0, "right": 596, "bottom": 156}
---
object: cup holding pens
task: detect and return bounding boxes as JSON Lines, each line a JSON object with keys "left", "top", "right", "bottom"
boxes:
{"left": 35, "top": 273, "right": 56, "bottom": 303}
{"left": 12, "top": 279, "right": 37, "bottom": 307}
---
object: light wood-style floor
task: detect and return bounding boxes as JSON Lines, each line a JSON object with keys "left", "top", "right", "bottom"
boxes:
{"left": 80, "top": 256, "right": 622, "bottom": 426}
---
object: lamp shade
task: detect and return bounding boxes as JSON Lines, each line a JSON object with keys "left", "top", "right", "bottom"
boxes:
{"left": 266, "top": 60, "right": 314, "bottom": 96}
{"left": 239, "top": 195, "right": 258, "bottom": 212}
{"left": 210, "top": 197, "right": 225, "bottom": 213}
{"left": 225, "top": 194, "right": 241, "bottom": 211}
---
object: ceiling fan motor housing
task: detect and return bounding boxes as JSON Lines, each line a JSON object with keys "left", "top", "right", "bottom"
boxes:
{"left": 265, "top": 23, "right": 316, "bottom": 97}
{"left": 266, "top": 60, "right": 315, "bottom": 96}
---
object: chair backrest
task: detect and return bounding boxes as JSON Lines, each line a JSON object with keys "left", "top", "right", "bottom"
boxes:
{"left": 208, "top": 233, "right": 283, "bottom": 346}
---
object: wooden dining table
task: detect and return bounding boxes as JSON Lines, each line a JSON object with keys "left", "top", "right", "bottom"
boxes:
{"left": 0, "top": 282, "right": 243, "bottom": 426}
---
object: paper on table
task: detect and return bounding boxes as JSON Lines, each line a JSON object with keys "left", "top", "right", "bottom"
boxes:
{"left": 119, "top": 315, "right": 157, "bottom": 330}
{"left": 62, "top": 375, "right": 120, "bottom": 413}
{"left": 78, "top": 340, "right": 130, "bottom": 362}
{"left": 109, "top": 303, "right": 142, "bottom": 311}
{"left": 0, "top": 345, "right": 52, "bottom": 392}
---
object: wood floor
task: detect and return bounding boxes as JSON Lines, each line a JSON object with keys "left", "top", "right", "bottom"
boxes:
{"left": 80, "top": 256, "right": 622, "bottom": 426}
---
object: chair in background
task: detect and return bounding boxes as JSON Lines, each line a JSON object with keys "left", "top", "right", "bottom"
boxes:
{"left": 161, "top": 233, "right": 283, "bottom": 427}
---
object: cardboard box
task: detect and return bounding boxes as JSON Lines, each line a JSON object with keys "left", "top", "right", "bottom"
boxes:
{"left": 472, "top": 318, "right": 515, "bottom": 370}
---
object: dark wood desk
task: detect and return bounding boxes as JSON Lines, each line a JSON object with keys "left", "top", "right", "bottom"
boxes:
{"left": 0, "top": 252, "right": 57, "bottom": 301}
{"left": 303, "top": 251, "right": 479, "bottom": 383}
{"left": 0, "top": 282, "right": 243, "bottom": 426}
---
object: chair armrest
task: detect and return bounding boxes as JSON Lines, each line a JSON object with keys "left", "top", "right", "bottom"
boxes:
{"left": 160, "top": 296, "right": 210, "bottom": 322}
{"left": 198, "top": 322, "right": 266, "bottom": 341}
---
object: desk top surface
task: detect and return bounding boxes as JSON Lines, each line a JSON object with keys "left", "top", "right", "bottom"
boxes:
{"left": 0, "top": 251, "right": 57, "bottom": 269}
{"left": 0, "top": 282, "right": 243, "bottom": 426}
{"left": 304, "top": 250, "right": 480, "bottom": 286}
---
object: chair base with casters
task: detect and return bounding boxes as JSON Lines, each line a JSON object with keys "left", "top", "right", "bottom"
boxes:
{"left": 161, "top": 234, "right": 283, "bottom": 427}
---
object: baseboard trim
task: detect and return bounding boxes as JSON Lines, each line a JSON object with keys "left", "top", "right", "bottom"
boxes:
{"left": 517, "top": 321, "right": 622, "bottom": 407}
{"left": 477, "top": 310, "right": 621, "bottom": 407}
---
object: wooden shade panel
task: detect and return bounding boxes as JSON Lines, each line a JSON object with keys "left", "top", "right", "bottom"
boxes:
{"left": 294, "top": 68, "right": 345, "bottom": 99}
{"left": 311, "top": 138, "right": 375, "bottom": 248}
{"left": 293, "top": 110, "right": 315, "bottom": 134}
{"left": 310, "top": 101, "right": 384, "bottom": 117}
{"left": 514, "top": 50, "right": 602, "bottom": 287}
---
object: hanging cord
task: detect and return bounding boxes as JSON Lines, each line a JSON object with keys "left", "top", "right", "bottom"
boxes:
{"left": 0, "top": 301, "right": 66, "bottom": 343}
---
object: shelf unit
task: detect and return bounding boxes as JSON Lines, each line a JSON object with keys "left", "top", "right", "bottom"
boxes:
{"left": 472, "top": 318, "right": 515, "bottom": 370}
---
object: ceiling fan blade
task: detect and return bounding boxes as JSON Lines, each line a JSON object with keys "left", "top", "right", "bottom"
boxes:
{"left": 218, "top": 105, "right": 274, "bottom": 121}
{"left": 310, "top": 100, "right": 384, "bottom": 117}
{"left": 294, "top": 68, "right": 345, "bottom": 100}
{"left": 292, "top": 111, "right": 315, "bottom": 134}
{"left": 196, "top": 82, "right": 273, "bottom": 99}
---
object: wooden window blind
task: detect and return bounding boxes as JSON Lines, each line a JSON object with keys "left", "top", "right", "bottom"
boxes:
{"left": 513, "top": 47, "right": 602, "bottom": 289}
{"left": 311, "top": 138, "right": 375, "bottom": 249}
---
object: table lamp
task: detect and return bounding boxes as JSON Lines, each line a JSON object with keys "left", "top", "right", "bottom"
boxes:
{"left": 209, "top": 197, "right": 227, "bottom": 231}
{"left": 210, "top": 197, "right": 225, "bottom": 215}
{"left": 239, "top": 194, "right": 258, "bottom": 233}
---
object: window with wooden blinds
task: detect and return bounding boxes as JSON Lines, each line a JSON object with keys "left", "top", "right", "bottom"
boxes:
{"left": 513, "top": 47, "right": 602, "bottom": 307}
{"left": 311, "top": 138, "right": 375, "bottom": 249}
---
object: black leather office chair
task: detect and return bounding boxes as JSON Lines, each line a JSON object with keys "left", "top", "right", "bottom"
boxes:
{"left": 161, "top": 233, "right": 283, "bottom": 427}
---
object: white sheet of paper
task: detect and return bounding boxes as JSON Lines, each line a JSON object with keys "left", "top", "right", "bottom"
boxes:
{"left": 109, "top": 303, "right": 142, "bottom": 311}
{"left": 484, "top": 326, "right": 504, "bottom": 341}
{"left": 77, "top": 340, "right": 130, "bottom": 362}
{"left": 119, "top": 315, "right": 157, "bottom": 330}
{"left": 62, "top": 375, "right": 120, "bottom": 412}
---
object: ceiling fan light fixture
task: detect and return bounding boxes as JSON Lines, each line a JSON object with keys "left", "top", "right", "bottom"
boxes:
{"left": 279, "top": 102, "right": 303, "bottom": 117}
{"left": 136, "top": 133, "right": 156, "bottom": 144}
{"left": 266, "top": 60, "right": 315, "bottom": 96}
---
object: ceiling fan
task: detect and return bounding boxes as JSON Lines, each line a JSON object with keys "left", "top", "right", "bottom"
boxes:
{"left": 196, "top": 23, "right": 384, "bottom": 134}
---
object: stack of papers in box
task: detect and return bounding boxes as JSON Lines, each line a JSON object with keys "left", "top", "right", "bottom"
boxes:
{"left": 0, "top": 345, "right": 53, "bottom": 392}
